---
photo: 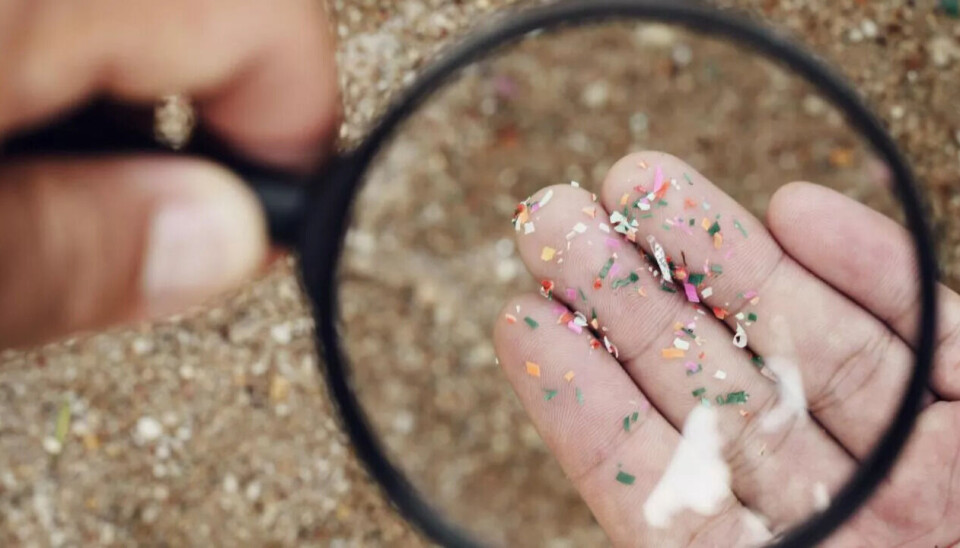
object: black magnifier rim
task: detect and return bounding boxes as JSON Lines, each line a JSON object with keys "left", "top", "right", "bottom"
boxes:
{"left": 299, "top": 1, "right": 938, "bottom": 546}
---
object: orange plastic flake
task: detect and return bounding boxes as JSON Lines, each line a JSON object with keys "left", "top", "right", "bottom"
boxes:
{"left": 674, "top": 267, "right": 688, "bottom": 281}
{"left": 701, "top": 218, "right": 711, "bottom": 231}
{"left": 661, "top": 348, "right": 686, "bottom": 359}
{"left": 712, "top": 307, "right": 729, "bottom": 320}
{"left": 541, "top": 246, "right": 557, "bottom": 261}
{"left": 638, "top": 160, "right": 649, "bottom": 169}
{"left": 564, "top": 371, "right": 576, "bottom": 382}
{"left": 626, "top": 231, "right": 637, "bottom": 243}
{"left": 582, "top": 206, "right": 597, "bottom": 218}
{"left": 589, "top": 339, "right": 602, "bottom": 350}
{"left": 713, "top": 232, "right": 723, "bottom": 249}
{"left": 593, "top": 277, "right": 603, "bottom": 290}
{"left": 505, "top": 314, "right": 517, "bottom": 324}
{"left": 638, "top": 287, "right": 647, "bottom": 297}
{"left": 620, "top": 193, "right": 630, "bottom": 206}
{"left": 684, "top": 198, "right": 698, "bottom": 210}
{"left": 525, "top": 361, "right": 541, "bottom": 377}
{"left": 558, "top": 312, "right": 574, "bottom": 325}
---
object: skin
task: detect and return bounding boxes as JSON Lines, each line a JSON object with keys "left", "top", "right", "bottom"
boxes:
{"left": 0, "top": 2, "right": 957, "bottom": 546}
{"left": 495, "top": 151, "right": 960, "bottom": 547}
{"left": 0, "top": 0, "right": 340, "bottom": 348}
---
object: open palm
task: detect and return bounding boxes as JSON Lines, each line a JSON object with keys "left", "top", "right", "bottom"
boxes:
{"left": 494, "top": 151, "right": 960, "bottom": 547}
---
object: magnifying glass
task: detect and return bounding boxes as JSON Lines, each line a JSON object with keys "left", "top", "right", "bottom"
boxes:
{"left": 2, "top": 1, "right": 938, "bottom": 546}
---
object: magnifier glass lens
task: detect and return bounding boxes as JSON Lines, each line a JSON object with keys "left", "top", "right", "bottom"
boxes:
{"left": 336, "top": 21, "right": 913, "bottom": 546}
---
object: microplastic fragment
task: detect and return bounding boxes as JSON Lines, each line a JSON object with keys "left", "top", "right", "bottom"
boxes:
{"left": 623, "top": 415, "right": 631, "bottom": 432}
{"left": 539, "top": 189, "right": 554, "bottom": 207}
{"left": 604, "top": 336, "right": 619, "bottom": 358}
{"left": 647, "top": 235, "right": 672, "bottom": 282}
{"left": 734, "top": 220, "right": 748, "bottom": 237}
{"left": 578, "top": 288, "right": 588, "bottom": 301}
{"left": 710, "top": 264, "right": 724, "bottom": 274}
{"left": 564, "top": 371, "right": 575, "bottom": 382}
{"left": 653, "top": 165, "right": 664, "bottom": 193}
{"left": 505, "top": 314, "right": 517, "bottom": 324}
{"left": 733, "top": 323, "right": 748, "bottom": 348}
{"left": 612, "top": 272, "right": 640, "bottom": 289}
{"left": 685, "top": 362, "right": 702, "bottom": 375}
{"left": 683, "top": 173, "right": 694, "bottom": 184}
{"left": 701, "top": 287, "right": 714, "bottom": 298}
{"left": 544, "top": 389, "right": 559, "bottom": 401}
{"left": 576, "top": 387, "right": 584, "bottom": 405}
{"left": 524, "top": 223, "right": 535, "bottom": 235}
{"left": 692, "top": 387, "right": 706, "bottom": 398}
{"left": 683, "top": 283, "right": 700, "bottom": 303}
{"left": 573, "top": 222, "right": 588, "bottom": 234}
{"left": 752, "top": 355, "right": 765, "bottom": 369}
{"left": 714, "top": 370, "right": 727, "bottom": 380}
{"left": 524, "top": 317, "right": 539, "bottom": 329}
{"left": 541, "top": 247, "right": 556, "bottom": 261}
{"left": 599, "top": 223, "right": 611, "bottom": 233}
{"left": 662, "top": 348, "right": 685, "bottom": 359}
{"left": 688, "top": 273, "right": 705, "bottom": 287}
{"left": 620, "top": 193, "right": 630, "bottom": 206}
{"left": 571, "top": 180, "right": 581, "bottom": 187}
{"left": 616, "top": 470, "right": 636, "bottom": 485}
{"left": 713, "top": 232, "right": 723, "bottom": 249}
{"left": 748, "top": 313, "right": 758, "bottom": 322}
{"left": 702, "top": 218, "right": 711, "bottom": 231}
{"left": 723, "top": 391, "right": 748, "bottom": 405}
{"left": 526, "top": 362, "right": 541, "bottom": 377}
{"left": 599, "top": 257, "right": 615, "bottom": 279}
{"left": 660, "top": 283, "right": 678, "bottom": 294}
{"left": 567, "top": 322, "right": 583, "bottom": 334}
{"left": 673, "top": 338, "right": 691, "bottom": 351}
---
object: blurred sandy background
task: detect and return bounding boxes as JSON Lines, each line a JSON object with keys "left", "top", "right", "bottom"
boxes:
{"left": 2, "top": 1, "right": 959, "bottom": 546}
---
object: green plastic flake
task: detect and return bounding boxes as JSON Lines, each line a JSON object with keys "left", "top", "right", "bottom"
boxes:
{"left": 724, "top": 391, "right": 749, "bottom": 405}
{"left": 688, "top": 273, "right": 705, "bottom": 287}
{"left": 599, "top": 257, "right": 615, "bottom": 279}
{"left": 692, "top": 387, "right": 706, "bottom": 398}
{"left": 710, "top": 264, "right": 724, "bottom": 274}
{"left": 660, "top": 283, "right": 678, "bottom": 294}
{"left": 658, "top": 199, "right": 669, "bottom": 207}
{"left": 700, "top": 397, "right": 711, "bottom": 407}
{"left": 686, "top": 363, "right": 703, "bottom": 376}
{"left": 708, "top": 221, "right": 721, "bottom": 236}
{"left": 662, "top": 223, "right": 672, "bottom": 231}
{"left": 747, "top": 312, "right": 758, "bottom": 322}
{"left": 716, "top": 395, "right": 725, "bottom": 405}
{"left": 684, "top": 173, "right": 694, "bottom": 184}
{"left": 639, "top": 213, "right": 654, "bottom": 219}
{"left": 616, "top": 470, "right": 636, "bottom": 485}
{"left": 591, "top": 308, "right": 598, "bottom": 321}
{"left": 623, "top": 415, "right": 631, "bottom": 432}
{"left": 576, "top": 387, "right": 584, "bottom": 405}
{"left": 578, "top": 288, "right": 588, "bottom": 302}
{"left": 632, "top": 411, "right": 639, "bottom": 423}
{"left": 544, "top": 389, "right": 559, "bottom": 401}
{"left": 734, "top": 219, "right": 748, "bottom": 238}
{"left": 752, "top": 355, "right": 765, "bottom": 368}
{"left": 612, "top": 272, "right": 640, "bottom": 289}
{"left": 524, "top": 316, "right": 539, "bottom": 329}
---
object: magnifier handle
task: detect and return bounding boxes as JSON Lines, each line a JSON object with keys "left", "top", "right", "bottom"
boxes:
{"left": 0, "top": 99, "right": 310, "bottom": 247}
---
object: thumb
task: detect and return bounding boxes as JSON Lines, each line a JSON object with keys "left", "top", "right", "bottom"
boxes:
{"left": 0, "top": 156, "right": 268, "bottom": 348}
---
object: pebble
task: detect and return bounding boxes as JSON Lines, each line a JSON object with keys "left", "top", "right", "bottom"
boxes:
{"left": 42, "top": 437, "right": 62, "bottom": 455}
{"left": 135, "top": 416, "right": 163, "bottom": 444}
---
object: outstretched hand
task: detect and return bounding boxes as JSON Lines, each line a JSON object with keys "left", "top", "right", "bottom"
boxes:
{"left": 495, "top": 151, "right": 960, "bottom": 547}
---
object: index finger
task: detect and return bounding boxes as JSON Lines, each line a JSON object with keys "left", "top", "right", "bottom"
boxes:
{"left": 0, "top": 0, "right": 340, "bottom": 169}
